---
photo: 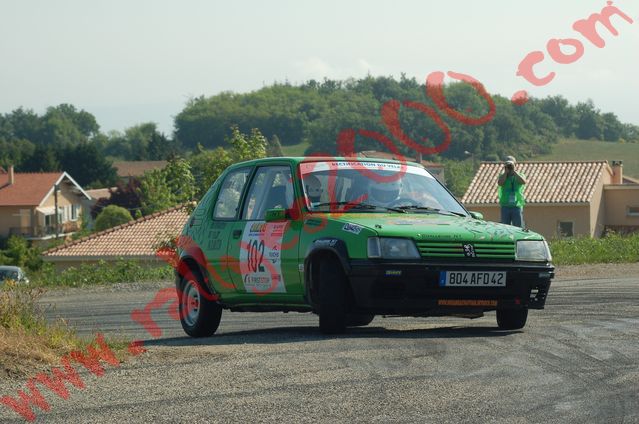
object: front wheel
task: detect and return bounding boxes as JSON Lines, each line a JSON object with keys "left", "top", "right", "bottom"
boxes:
{"left": 346, "top": 314, "right": 374, "bottom": 327}
{"left": 318, "top": 259, "right": 348, "bottom": 334}
{"left": 496, "top": 308, "right": 528, "bottom": 330}
{"left": 179, "top": 275, "right": 222, "bottom": 337}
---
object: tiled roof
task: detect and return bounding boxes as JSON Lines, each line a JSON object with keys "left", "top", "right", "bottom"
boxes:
{"left": 0, "top": 172, "right": 64, "bottom": 206}
{"left": 85, "top": 188, "right": 114, "bottom": 200}
{"left": 113, "top": 161, "right": 168, "bottom": 177}
{"left": 43, "top": 205, "right": 190, "bottom": 258}
{"left": 462, "top": 161, "right": 609, "bottom": 205}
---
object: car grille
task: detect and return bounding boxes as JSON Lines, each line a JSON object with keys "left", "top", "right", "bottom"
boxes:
{"left": 415, "top": 241, "right": 516, "bottom": 260}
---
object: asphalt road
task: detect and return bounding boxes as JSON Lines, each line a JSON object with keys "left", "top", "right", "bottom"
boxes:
{"left": 1, "top": 277, "right": 638, "bottom": 423}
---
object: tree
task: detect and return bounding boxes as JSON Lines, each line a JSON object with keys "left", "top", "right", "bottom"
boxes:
{"left": 6, "top": 108, "right": 42, "bottom": 143}
{"left": 21, "top": 144, "right": 60, "bottom": 172}
{"left": 602, "top": 112, "right": 623, "bottom": 142}
{"left": 91, "top": 178, "right": 143, "bottom": 218}
{"left": 576, "top": 100, "right": 603, "bottom": 140}
{"left": 139, "top": 158, "right": 196, "bottom": 215}
{"left": 59, "top": 142, "right": 117, "bottom": 188}
{"left": 94, "top": 205, "right": 133, "bottom": 232}
{"left": 188, "top": 127, "right": 268, "bottom": 196}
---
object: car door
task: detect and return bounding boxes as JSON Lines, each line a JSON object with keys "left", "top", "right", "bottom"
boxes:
{"left": 196, "top": 166, "right": 252, "bottom": 295}
{"left": 227, "top": 165, "right": 303, "bottom": 297}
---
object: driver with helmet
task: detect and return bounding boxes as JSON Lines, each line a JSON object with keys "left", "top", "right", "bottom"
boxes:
{"left": 367, "top": 179, "right": 402, "bottom": 206}
{"left": 304, "top": 174, "right": 323, "bottom": 206}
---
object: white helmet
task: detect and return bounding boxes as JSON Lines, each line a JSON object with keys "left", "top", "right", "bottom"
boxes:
{"left": 369, "top": 180, "right": 401, "bottom": 204}
{"left": 304, "top": 175, "right": 322, "bottom": 202}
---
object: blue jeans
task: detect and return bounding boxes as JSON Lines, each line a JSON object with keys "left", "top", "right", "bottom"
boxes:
{"left": 501, "top": 206, "right": 524, "bottom": 228}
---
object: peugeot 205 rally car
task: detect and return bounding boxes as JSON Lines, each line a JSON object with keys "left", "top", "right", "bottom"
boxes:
{"left": 175, "top": 157, "right": 554, "bottom": 336}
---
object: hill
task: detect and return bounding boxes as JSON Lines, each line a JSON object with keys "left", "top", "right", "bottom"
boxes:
{"left": 533, "top": 138, "right": 639, "bottom": 178}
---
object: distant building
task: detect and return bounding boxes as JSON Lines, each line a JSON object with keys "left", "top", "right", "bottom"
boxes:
{"left": 462, "top": 160, "right": 639, "bottom": 238}
{"left": 43, "top": 205, "right": 189, "bottom": 270}
{"left": 356, "top": 150, "right": 445, "bottom": 183}
{"left": 113, "top": 161, "right": 168, "bottom": 182}
{"left": 0, "top": 166, "right": 91, "bottom": 242}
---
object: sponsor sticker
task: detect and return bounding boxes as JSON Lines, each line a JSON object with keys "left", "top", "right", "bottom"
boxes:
{"left": 239, "top": 221, "right": 288, "bottom": 294}
{"left": 342, "top": 223, "right": 363, "bottom": 234}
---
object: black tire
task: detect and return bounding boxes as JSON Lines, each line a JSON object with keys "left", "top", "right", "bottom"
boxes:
{"left": 318, "top": 259, "right": 348, "bottom": 334}
{"left": 178, "top": 272, "right": 222, "bottom": 338}
{"left": 496, "top": 308, "right": 528, "bottom": 330}
{"left": 346, "top": 313, "right": 374, "bottom": 327}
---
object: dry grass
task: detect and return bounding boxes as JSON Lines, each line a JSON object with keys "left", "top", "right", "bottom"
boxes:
{"left": 0, "top": 281, "right": 129, "bottom": 379}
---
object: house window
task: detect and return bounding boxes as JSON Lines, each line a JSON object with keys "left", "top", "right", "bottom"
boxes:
{"left": 71, "top": 204, "right": 80, "bottom": 221}
{"left": 628, "top": 206, "right": 639, "bottom": 217}
{"left": 558, "top": 221, "right": 574, "bottom": 238}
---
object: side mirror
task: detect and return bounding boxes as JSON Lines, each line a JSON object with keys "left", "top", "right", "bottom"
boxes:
{"left": 469, "top": 211, "right": 484, "bottom": 220}
{"left": 265, "top": 208, "right": 287, "bottom": 222}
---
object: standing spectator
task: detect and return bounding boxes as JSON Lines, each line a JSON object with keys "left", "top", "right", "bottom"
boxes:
{"left": 497, "top": 156, "right": 526, "bottom": 228}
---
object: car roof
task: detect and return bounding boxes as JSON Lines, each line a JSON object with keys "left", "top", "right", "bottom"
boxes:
{"left": 0, "top": 265, "right": 21, "bottom": 272}
{"left": 227, "top": 156, "right": 425, "bottom": 170}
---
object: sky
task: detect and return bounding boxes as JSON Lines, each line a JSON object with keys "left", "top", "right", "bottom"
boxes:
{"left": 1, "top": 0, "right": 638, "bottom": 135}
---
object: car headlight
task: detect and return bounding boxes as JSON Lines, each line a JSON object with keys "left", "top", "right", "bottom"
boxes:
{"left": 368, "top": 237, "right": 420, "bottom": 259}
{"left": 516, "top": 240, "right": 552, "bottom": 262}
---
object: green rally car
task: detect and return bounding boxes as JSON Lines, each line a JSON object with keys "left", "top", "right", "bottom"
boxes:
{"left": 175, "top": 157, "right": 554, "bottom": 336}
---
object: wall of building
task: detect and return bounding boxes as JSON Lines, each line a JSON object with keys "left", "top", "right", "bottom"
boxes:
{"left": 589, "top": 178, "right": 607, "bottom": 237}
{"left": 40, "top": 180, "right": 84, "bottom": 227}
{"left": 0, "top": 206, "right": 33, "bottom": 237}
{"left": 465, "top": 204, "right": 591, "bottom": 239}
{"left": 604, "top": 186, "right": 639, "bottom": 227}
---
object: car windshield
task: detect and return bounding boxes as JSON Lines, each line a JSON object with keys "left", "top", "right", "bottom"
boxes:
{"left": 299, "top": 160, "right": 467, "bottom": 216}
{"left": 0, "top": 270, "right": 19, "bottom": 280}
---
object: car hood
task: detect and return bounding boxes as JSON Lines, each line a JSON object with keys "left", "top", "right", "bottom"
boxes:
{"left": 330, "top": 213, "right": 542, "bottom": 242}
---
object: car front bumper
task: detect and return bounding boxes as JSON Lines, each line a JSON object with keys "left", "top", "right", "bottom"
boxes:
{"left": 347, "top": 260, "right": 553, "bottom": 315}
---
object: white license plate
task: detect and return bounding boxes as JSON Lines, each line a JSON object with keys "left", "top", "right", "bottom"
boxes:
{"left": 439, "top": 271, "right": 506, "bottom": 287}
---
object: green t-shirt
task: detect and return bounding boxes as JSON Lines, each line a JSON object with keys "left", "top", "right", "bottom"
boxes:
{"left": 498, "top": 173, "right": 526, "bottom": 207}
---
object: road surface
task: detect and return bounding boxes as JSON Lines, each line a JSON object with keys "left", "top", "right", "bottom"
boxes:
{"left": 1, "top": 276, "right": 637, "bottom": 423}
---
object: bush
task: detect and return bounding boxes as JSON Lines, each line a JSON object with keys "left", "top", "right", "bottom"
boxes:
{"left": 0, "top": 236, "right": 43, "bottom": 271}
{"left": 32, "top": 259, "right": 173, "bottom": 287}
{"left": 549, "top": 233, "right": 639, "bottom": 265}
{"left": 94, "top": 205, "right": 133, "bottom": 232}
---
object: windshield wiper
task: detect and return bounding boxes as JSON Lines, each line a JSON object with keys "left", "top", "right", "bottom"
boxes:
{"left": 313, "top": 201, "right": 406, "bottom": 213}
{"left": 395, "top": 205, "right": 466, "bottom": 217}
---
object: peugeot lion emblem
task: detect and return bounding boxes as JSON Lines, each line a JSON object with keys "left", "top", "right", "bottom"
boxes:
{"left": 463, "top": 243, "right": 476, "bottom": 258}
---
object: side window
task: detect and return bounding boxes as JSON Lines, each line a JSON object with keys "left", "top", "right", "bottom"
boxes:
{"left": 213, "top": 168, "right": 251, "bottom": 219}
{"left": 243, "top": 166, "right": 293, "bottom": 220}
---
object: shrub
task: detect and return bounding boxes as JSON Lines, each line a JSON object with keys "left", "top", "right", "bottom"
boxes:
{"left": 94, "top": 205, "right": 133, "bottom": 232}
{"left": 549, "top": 233, "right": 639, "bottom": 265}
{"left": 32, "top": 259, "right": 173, "bottom": 287}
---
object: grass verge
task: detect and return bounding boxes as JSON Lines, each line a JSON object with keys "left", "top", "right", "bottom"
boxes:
{"left": 549, "top": 233, "right": 639, "bottom": 265}
{"left": 30, "top": 259, "right": 173, "bottom": 288}
{"left": 0, "top": 281, "right": 129, "bottom": 378}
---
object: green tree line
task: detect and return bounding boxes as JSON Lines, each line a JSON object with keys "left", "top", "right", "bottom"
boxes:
{"left": 2, "top": 75, "right": 638, "bottom": 195}
{"left": 174, "top": 75, "right": 639, "bottom": 161}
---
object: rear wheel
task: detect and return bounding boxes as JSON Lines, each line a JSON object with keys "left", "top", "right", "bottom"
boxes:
{"left": 496, "top": 308, "right": 528, "bottom": 330}
{"left": 178, "top": 272, "right": 222, "bottom": 337}
{"left": 346, "top": 313, "right": 374, "bottom": 327}
{"left": 318, "top": 259, "right": 348, "bottom": 334}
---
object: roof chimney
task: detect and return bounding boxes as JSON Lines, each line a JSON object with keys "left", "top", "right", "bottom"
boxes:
{"left": 611, "top": 160, "right": 623, "bottom": 185}
{"left": 8, "top": 165, "right": 14, "bottom": 186}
